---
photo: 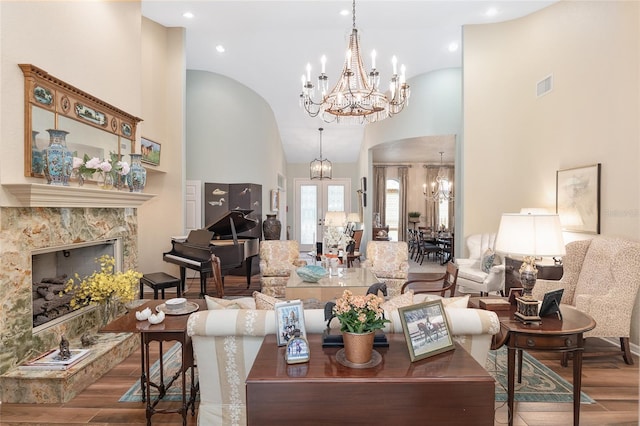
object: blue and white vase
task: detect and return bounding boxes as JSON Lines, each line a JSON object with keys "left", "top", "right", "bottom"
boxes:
{"left": 127, "top": 153, "right": 146, "bottom": 192}
{"left": 43, "top": 129, "right": 72, "bottom": 186}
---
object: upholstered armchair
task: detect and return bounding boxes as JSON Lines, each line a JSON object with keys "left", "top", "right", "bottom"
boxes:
{"left": 532, "top": 237, "right": 640, "bottom": 364}
{"left": 455, "top": 233, "right": 505, "bottom": 296}
{"left": 259, "top": 240, "right": 306, "bottom": 298}
{"left": 363, "top": 241, "right": 409, "bottom": 297}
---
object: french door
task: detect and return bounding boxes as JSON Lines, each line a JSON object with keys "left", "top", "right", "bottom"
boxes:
{"left": 294, "top": 178, "right": 351, "bottom": 252}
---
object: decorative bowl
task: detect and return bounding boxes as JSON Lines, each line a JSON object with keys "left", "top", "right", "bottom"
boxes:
{"left": 165, "top": 297, "right": 187, "bottom": 312}
{"left": 296, "top": 265, "right": 328, "bottom": 282}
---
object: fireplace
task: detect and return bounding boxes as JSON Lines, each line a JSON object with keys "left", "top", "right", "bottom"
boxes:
{"left": 0, "top": 206, "right": 138, "bottom": 376}
{"left": 31, "top": 239, "right": 122, "bottom": 330}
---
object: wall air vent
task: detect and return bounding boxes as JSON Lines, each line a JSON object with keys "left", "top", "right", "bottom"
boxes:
{"left": 536, "top": 74, "right": 553, "bottom": 97}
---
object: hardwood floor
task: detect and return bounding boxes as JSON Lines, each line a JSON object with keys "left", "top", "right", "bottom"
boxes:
{"left": 2, "top": 274, "right": 638, "bottom": 425}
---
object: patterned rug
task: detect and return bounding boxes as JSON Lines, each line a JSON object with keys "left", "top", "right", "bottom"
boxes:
{"left": 119, "top": 343, "right": 199, "bottom": 403}
{"left": 119, "top": 343, "right": 595, "bottom": 403}
{"left": 486, "top": 347, "right": 595, "bottom": 403}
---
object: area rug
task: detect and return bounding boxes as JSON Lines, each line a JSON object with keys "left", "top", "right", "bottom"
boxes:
{"left": 120, "top": 343, "right": 595, "bottom": 403}
{"left": 486, "top": 347, "right": 595, "bottom": 403}
{"left": 119, "top": 343, "right": 199, "bottom": 403}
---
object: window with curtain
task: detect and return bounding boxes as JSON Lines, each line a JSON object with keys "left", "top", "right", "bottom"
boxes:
{"left": 385, "top": 179, "right": 400, "bottom": 241}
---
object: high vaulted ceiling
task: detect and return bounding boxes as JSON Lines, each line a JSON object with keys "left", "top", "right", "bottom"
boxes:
{"left": 141, "top": 1, "right": 556, "bottom": 165}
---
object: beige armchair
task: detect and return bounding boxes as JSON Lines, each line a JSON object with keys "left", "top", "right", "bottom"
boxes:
{"left": 532, "top": 236, "right": 640, "bottom": 364}
{"left": 259, "top": 240, "right": 306, "bottom": 298}
{"left": 363, "top": 241, "right": 409, "bottom": 297}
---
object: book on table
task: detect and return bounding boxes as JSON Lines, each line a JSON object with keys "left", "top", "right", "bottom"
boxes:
{"left": 478, "top": 298, "right": 511, "bottom": 311}
{"left": 19, "top": 348, "right": 90, "bottom": 370}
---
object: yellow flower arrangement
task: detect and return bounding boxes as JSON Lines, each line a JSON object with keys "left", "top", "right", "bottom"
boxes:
{"left": 63, "top": 255, "right": 142, "bottom": 309}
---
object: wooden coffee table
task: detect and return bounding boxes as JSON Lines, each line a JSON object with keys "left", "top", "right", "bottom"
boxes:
{"left": 246, "top": 334, "right": 495, "bottom": 425}
{"left": 285, "top": 266, "right": 379, "bottom": 300}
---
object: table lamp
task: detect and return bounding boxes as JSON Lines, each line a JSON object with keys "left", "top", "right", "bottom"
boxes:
{"left": 494, "top": 213, "right": 566, "bottom": 323}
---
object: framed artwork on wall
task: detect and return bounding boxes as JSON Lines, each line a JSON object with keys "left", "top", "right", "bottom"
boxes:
{"left": 140, "top": 137, "right": 161, "bottom": 166}
{"left": 556, "top": 163, "right": 601, "bottom": 234}
{"left": 270, "top": 189, "right": 280, "bottom": 212}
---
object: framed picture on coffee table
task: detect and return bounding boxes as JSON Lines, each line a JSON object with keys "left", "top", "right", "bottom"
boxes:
{"left": 275, "top": 299, "right": 306, "bottom": 346}
{"left": 398, "top": 300, "right": 455, "bottom": 361}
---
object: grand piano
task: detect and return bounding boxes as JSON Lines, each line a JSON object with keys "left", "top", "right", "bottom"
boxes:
{"left": 163, "top": 209, "right": 260, "bottom": 298}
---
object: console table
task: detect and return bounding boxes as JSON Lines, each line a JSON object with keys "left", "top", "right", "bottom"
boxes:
{"left": 246, "top": 334, "right": 494, "bottom": 425}
{"left": 504, "top": 256, "right": 563, "bottom": 294}
{"left": 471, "top": 299, "right": 595, "bottom": 426}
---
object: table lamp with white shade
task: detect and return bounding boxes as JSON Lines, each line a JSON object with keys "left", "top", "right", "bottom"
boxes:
{"left": 494, "top": 213, "right": 566, "bottom": 323}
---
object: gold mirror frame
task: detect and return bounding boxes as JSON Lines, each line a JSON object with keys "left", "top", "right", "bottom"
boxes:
{"left": 20, "top": 64, "right": 142, "bottom": 179}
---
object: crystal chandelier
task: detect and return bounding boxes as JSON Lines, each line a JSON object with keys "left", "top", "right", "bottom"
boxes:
{"left": 299, "top": 0, "right": 410, "bottom": 124}
{"left": 423, "top": 152, "right": 454, "bottom": 202}
{"left": 310, "top": 128, "right": 332, "bottom": 179}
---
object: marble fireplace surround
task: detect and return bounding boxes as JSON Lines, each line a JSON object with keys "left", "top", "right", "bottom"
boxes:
{"left": 0, "top": 206, "right": 139, "bottom": 376}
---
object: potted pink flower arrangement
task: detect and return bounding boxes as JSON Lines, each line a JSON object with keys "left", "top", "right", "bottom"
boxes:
{"left": 333, "top": 289, "right": 389, "bottom": 364}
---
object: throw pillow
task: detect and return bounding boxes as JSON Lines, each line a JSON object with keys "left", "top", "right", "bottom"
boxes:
{"left": 481, "top": 248, "right": 496, "bottom": 273}
{"left": 205, "top": 295, "right": 254, "bottom": 310}
{"left": 253, "top": 291, "right": 281, "bottom": 310}
{"left": 381, "top": 290, "right": 414, "bottom": 312}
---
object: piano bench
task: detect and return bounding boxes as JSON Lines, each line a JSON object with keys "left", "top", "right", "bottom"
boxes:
{"left": 140, "top": 272, "right": 182, "bottom": 299}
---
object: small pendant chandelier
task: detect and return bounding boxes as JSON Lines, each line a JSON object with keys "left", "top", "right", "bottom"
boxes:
{"left": 423, "top": 152, "right": 454, "bottom": 202}
{"left": 299, "top": 0, "right": 410, "bottom": 124}
{"left": 310, "top": 128, "right": 332, "bottom": 180}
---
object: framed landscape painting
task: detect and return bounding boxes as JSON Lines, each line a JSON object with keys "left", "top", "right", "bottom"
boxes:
{"left": 140, "top": 137, "right": 161, "bottom": 166}
{"left": 556, "top": 163, "right": 601, "bottom": 234}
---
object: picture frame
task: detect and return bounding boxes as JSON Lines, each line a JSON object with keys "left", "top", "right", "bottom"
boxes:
{"left": 270, "top": 189, "right": 280, "bottom": 212}
{"left": 398, "top": 300, "right": 455, "bottom": 362}
{"left": 556, "top": 163, "right": 601, "bottom": 234}
{"left": 508, "top": 287, "right": 523, "bottom": 305}
{"left": 140, "top": 136, "right": 161, "bottom": 166}
{"left": 275, "top": 299, "right": 307, "bottom": 346}
{"left": 539, "top": 288, "right": 564, "bottom": 319}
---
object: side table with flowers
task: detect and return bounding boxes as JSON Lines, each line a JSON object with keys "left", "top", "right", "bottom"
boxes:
{"left": 62, "top": 255, "right": 142, "bottom": 328}
{"left": 333, "top": 289, "right": 389, "bottom": 365}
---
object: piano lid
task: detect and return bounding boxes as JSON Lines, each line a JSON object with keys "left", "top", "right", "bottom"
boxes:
{"left": 205, "top": 209, "right": 258, "bottom": 236}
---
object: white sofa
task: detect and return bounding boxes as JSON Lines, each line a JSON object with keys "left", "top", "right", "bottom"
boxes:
{"left": 187, "top": 294, "right": 500, "bottom": 425}
{"left": 456, "top": 233, "right": 505, "bottom": 295}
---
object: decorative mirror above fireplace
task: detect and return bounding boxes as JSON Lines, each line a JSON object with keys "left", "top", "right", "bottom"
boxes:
{"left": 20, "top": 64, "right": 142, "bottom": 181}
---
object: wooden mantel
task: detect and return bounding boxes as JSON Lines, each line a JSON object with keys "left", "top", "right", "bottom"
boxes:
{"left": 2, "top": 183, "right": 155, "bottom": 208}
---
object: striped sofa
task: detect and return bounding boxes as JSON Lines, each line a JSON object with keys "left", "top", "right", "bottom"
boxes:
{"left": 187, "top": 294, "right": 499, "bottom": 425}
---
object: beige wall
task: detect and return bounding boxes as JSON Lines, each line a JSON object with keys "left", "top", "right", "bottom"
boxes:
{"left": 0, "top": 1, "right": 142, "bottom": 202}
{"left": 138, "top": 19, "right": 186, "bottom": 274}
{"left": 463, "top": 1, "right": 639, "bottom": 345}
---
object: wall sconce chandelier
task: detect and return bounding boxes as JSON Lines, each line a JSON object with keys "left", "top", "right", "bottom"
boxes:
{"left": 423, "top": 152, "right": 454, "bottom": 202}
{"left": 299, "top": 0, "right": 410, "bottom": 124}
{"left": 310, "top": 127, "right": 332, "bottom": 180}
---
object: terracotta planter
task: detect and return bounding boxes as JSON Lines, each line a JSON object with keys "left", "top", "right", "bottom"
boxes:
{"left": 342, "top": 331, "right": 375, "bottom": 364}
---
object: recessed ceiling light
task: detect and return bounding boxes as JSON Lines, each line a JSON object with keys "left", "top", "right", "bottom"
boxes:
{"left": 215, "top": 45, "right": 225, "bottom": 53}
{"left": 448, "top": 42, "right": 459, "bottom": 52}
{"left": 339, "top": 9, "right": 349, "bottom": 16}
{"left": 183, "top": 12, "right": 194, "bottom": 19}
{"left": 485, "top": 7, "right": 498, "bottom": 17}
